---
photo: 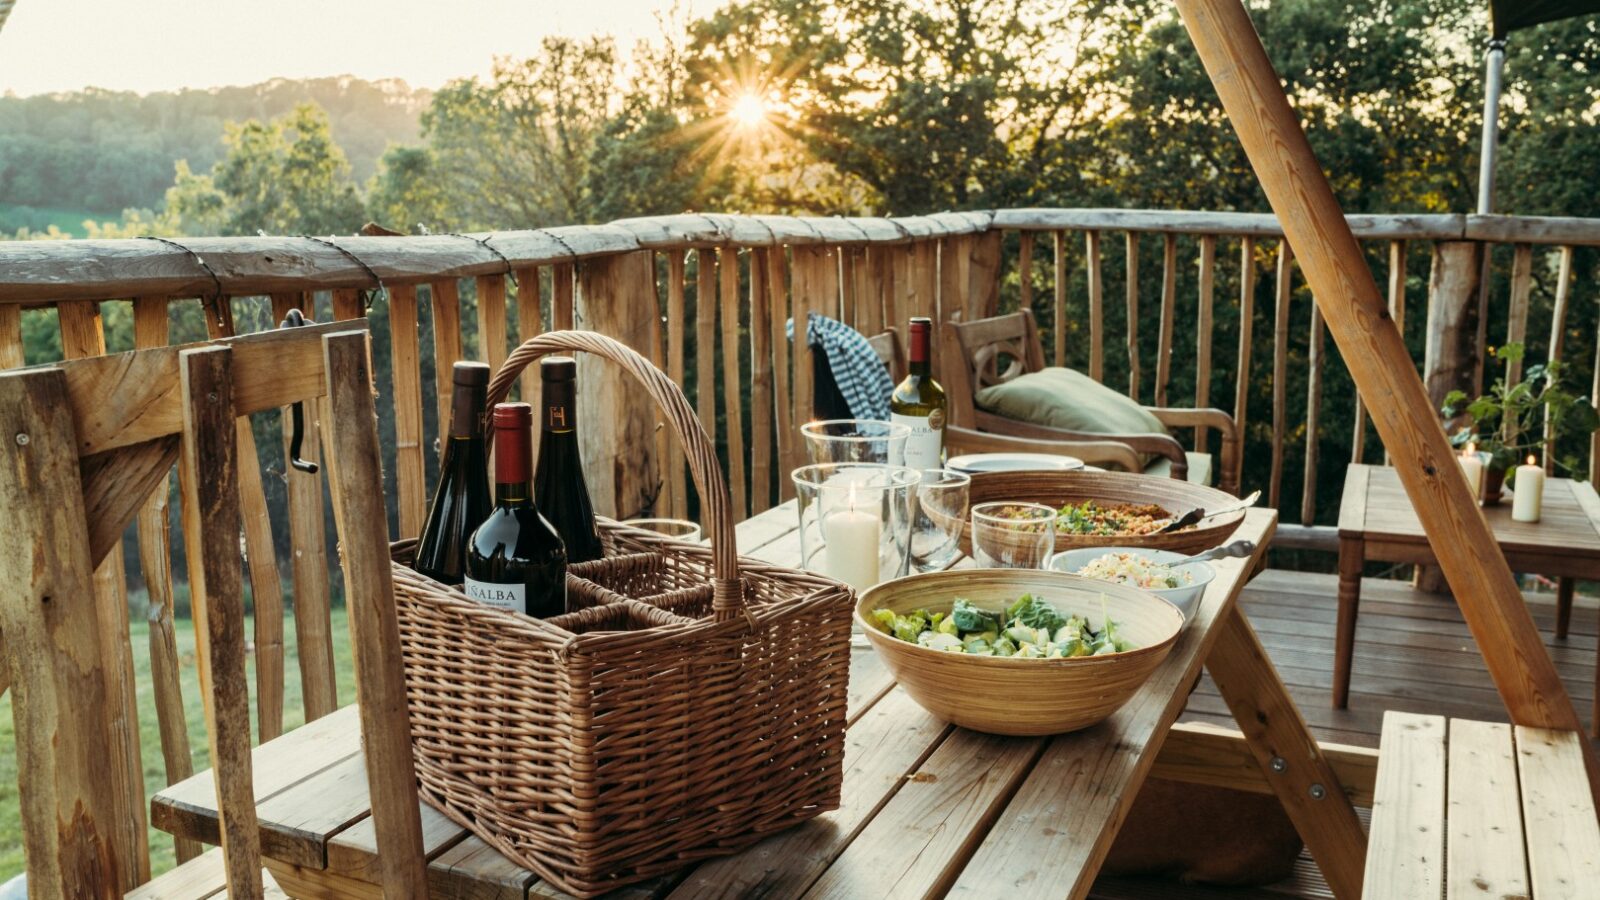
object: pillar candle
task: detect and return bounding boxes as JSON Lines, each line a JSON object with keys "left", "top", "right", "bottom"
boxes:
{"left": 1512, "top": 456, "right": 1545, "bottom": 523}
{"left": 1458, "top": 443, "right": 1484, "bottom": 501}
{"left": 823, "top": 488, "right": 882, "bottom": 589}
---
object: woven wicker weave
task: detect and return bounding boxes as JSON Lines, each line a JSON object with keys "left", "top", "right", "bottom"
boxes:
{"left": 388, "top": 331, "right": 853, "bottom": 898}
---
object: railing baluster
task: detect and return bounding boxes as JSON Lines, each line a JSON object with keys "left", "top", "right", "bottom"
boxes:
{"left": 332, "top": 288, "right": 364, "bottom": 322}
{"left": 514, "top": 266, "right": 543, "bottom": 402}
{"left": 476, "top": 274, "right": 509, "bottom": 376}
{"left": 1052, "top": 231, "right": 1067, "bottom": 367}
{"left": 665, "top": 251, "right": 689, "bottom": 519}
{"left": 1234, "top": 237, "right": 1257, "bottom": 497}
{"left": 1195, "top": 236, "right": 1216, "bottom": 452}
{"left": 884, "top": 244, "right": 906, "bottom": 328}
{"left": 552, "top": 262, "right": 575, "bottom": 331}
{"left": 270, "top": 292, "right": 337, "bottom": 723}
{"left": 770, "top": 247, "right": 798, "bottom": 498}
{"left": 0, "top": 304, "right": 20, "bottom": 368}
{"left": 1086, "top": 230, "right": 1104, "bottom": 381}
{"left": 915, "top": 241, "right": 938, "bottom": 321}
{"left": 750, "top": 250, "right": 774, "bottom": 514}
{"left": 1504, "top": 243, "right": 1535, "bottom": 395}
{"left": 1544, "top": 245, "right": 1576, "bottom": 474}
{"left": 696, "top": 249, "right": 717, "bottom": 442}
{"left": 56, "top": 298, "right": 150, "bottom": 886}
{"left": 645, "top": 256, "right": 672, "bottom": 518}
{"left": 1155, "top": 233, "right": 1177, "bottom": 407}
{"left": 855, "top": 246, "right": 880, "bottom": 335}
{"left": 726, "top": 248, "right": 748, "bottom": 518}
{"left": 199, "top": 298, "right": 287, "bottom": 744}
{"left": 1126, "top": 232, "right": 1141, "bottom": 400}
{"left": 1303, "top": 305, "right": 1325, "bottom": 524}
{"left": 429, "top": 279, "right": 463, "bottom": 455}
{"left": 388, "top": 284, "right": 427, "bottom": 539}
{"left": 1352, "top": 240, "right": 1408, "bottom": 462}
{"left": 1017, "top": 231, "right": 1034, "bottom": 314}
{"left": 1271, "top": 241, "right": 1293, "bottom": 510}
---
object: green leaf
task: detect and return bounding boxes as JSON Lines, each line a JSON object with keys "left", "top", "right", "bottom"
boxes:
{"left": 1497, "top": 342, "right": 1526, "bottom": 364}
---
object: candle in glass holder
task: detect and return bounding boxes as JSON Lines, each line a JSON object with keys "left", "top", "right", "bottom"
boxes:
{"left": 1458, "top": 442, "right": 1484, "bottom": 501}
{"left": 823, "top": 485, "right": 881, "bottom": 589}
{"left": 1512, "top": 455, "right": 1545, "bottom": 523}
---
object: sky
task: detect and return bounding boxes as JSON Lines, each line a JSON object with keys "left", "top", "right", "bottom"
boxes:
{"left": 0, "top": 0, "right": 670, "bottom": 96}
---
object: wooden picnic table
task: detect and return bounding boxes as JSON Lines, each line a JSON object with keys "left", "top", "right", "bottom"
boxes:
{"left": 1335, "top": 463, "right": 1600, "bottom": 724}
{"left": 153, "top": 500, "right": 1370, "bottom": 899}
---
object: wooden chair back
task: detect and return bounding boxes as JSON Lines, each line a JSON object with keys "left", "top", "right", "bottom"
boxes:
{"left": 938, "top": 310, "right": 1049, "bottom": 430}
{"left": 867, "top": 327, "right": 906, "bottom": 382}
{"left": 0, "top": 322, "right": 426, "bottom": 898}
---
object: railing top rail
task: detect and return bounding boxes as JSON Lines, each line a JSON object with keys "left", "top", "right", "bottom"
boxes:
{"left": 2, "top": 209, "right": 1596, "bottom": 305}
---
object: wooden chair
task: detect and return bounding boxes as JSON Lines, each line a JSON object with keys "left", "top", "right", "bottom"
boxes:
{"left": 868, "top": 325, "right": 1144, "bottom": 473}
{"left": 1363, "top": 711, "right": 1600, "bottom": 897}
{"left": 940, "top": 310, "right": 1242, "bottom": 495}
{"left": 0, "top": 322, "right": 426, "bottom": 898}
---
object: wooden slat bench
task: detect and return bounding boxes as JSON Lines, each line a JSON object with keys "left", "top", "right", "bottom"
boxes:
{"left": 1364, "top": 711, "right": 1600, "bottom": 898}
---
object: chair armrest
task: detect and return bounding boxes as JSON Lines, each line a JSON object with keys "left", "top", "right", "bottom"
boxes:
{"left": 1144, "top": 407, "right": 1240, "bottom": 495}
{"left": 969, "top": 412, "right": 1188, "bottom": 479}
{"left": 945, "top": 425, "right": 1143, "bottom": 474}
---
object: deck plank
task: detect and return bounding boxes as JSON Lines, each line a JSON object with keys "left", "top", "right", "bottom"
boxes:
{"left": 1515, "top": 724, "right": 1600, "bottom": 897}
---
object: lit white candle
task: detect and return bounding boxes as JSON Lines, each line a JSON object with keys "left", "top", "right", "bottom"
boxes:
{"left": 1458, "top": 442, "right": 1484, "bottom": 501}
{"left": 1512, "top": 455, "right": 1545, "bottom": 523}
{"left": 823, "top": 486, "right": 881, "bottom": 590}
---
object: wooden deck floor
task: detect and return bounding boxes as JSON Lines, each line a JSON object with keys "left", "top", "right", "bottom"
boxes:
{"left": 1091, "top": 568, "right": 1597, "bottom": 900}
{"left": 1183, "top": 568, "right": 1599, "bottom": 748}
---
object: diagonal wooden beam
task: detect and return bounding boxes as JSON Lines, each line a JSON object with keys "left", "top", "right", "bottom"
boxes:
{"left": 1175, "top": 0, "right": 1593, "bottom": 772}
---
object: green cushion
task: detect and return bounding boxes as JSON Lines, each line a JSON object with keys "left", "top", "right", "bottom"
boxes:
{"left": 1145, "top": 451, "right": 1215, "bottom": 486}
{"left": 975, "top": 367, "right": 1167, "bottom": 438}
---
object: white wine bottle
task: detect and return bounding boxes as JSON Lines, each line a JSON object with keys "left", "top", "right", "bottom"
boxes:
{"left": 889, "top": 317, "right": 946, "bottom": 470}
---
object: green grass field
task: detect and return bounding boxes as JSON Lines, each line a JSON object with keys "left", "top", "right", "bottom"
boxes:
{"left": 0, "top": 203, "right": 100, "bottom": 238}
{"left": 0, "top": 610, "right": 355, "bottom": 879}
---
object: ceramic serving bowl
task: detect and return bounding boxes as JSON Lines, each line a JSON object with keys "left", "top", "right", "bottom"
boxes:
{"left": 856, "top": 569, "right": 1183, "bottom": 736}
{"left": 1046, "top": 546, "right": 1216, "bottom": 620}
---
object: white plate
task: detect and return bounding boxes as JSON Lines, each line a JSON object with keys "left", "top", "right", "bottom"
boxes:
{"left": 945, "top": 452, "right": 1084, "bottom": 474}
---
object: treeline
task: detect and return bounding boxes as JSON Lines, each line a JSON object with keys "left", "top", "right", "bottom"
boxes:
{"left": 0, "top": 76, "right": 427, "bottom": 228}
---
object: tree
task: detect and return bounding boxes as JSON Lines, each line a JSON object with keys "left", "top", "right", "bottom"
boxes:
{"left": 202, "top": 103, "right": 366, "bottom": 235}
{"left": 366, "top": 144, "right": 456, "bottom": 233}
{"left": 422, "top": 37, "right": 620, "bottom": 228}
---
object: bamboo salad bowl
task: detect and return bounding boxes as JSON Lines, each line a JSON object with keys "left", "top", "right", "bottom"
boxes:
{"left": 857, "top": 569, "right": 1184, "bottom": 736}
{"left": 955, "top": 469, "right": 1247, "bottom": 557}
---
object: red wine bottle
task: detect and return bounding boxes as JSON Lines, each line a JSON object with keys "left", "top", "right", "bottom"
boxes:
{"left": 413, "top": 361, "right": 492, "bottom": 585}
{"left": 534, "top": 357, "right": 603, "bottom": 563}
{"left": 464, "top": 403, "right": 568, "bottom": 616}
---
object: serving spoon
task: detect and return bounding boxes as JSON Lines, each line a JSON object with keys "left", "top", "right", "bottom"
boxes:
{"left": 1169, "top": 539, "right": 1257, "bottom": 565}
{"left": 1156, "top": 489, "right": 1262, "bottom": 534}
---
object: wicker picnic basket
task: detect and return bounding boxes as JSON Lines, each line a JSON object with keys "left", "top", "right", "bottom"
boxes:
{"left": 388, "top": 331, "right": 854, "bottom": 898}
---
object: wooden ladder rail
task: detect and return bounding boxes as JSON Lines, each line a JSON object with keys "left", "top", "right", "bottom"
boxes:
{"left": 1178, "top": 0, "right": 1600, "bottom": 837}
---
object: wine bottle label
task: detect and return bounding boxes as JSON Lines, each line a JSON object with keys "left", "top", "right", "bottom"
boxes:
{"left": 891, "top": 411, "right": 945, "bottom": 470}
{"left": 463, "top": 577, "right": 525, "bottom": 614}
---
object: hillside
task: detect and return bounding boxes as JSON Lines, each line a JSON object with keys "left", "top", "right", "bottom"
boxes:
{"left": 0, "top": 76, "right": 429, "bottom": 220}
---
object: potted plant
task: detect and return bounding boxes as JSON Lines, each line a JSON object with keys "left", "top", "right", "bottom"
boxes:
{"left": 1441, "top": 343, "right": 1600, "bottom": 504}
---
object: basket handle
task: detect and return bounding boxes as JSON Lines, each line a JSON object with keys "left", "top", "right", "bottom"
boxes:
{"left": 484, "top": 331, "right": 745, "bottom": 619}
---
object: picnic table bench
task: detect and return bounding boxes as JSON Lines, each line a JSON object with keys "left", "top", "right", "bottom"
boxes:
{"left": 151, "top": 500, "right": 1380, "bottom": 899}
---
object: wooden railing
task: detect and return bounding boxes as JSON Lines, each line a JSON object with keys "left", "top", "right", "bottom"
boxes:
{"left": 1, "top": 207, "right": 1597, "bottom": 762}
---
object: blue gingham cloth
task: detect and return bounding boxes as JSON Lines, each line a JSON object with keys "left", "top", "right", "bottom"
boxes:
{"left": 787, "top": 312, "right": 895, "bottom": 420}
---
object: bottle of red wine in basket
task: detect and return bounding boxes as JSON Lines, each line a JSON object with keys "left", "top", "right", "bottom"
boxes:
{"left": 464, "top": 403, "right": 568, "bottom": 616}
{"left": 534, "top": 357, "right": 604, "bottom": 563}
{"left": 413, "top": 361, "right": 492, "bottom": 585}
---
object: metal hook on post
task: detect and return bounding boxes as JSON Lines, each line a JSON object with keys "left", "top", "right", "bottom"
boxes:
{"left": 277, "top": 308, "right": 321, "bottom": 474}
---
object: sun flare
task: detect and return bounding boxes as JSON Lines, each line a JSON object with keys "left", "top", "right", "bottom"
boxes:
{"left": 729, "top": 92, "right": 769, "bottom": 129}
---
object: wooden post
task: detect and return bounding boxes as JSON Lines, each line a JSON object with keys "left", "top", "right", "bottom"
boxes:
{"left": 319, "top": 330, "right": 429, "bottom": 899}
{"left": 0, "top": 367, "right": 125, "bottom": 898}
{"left": 175, "top": 346, "right": 265, "bottom": 897}
{"left": 1423, "top": 241, "right": 1486, "bottom": 431}
{"left": 1177, "top": 0, "right": 1595, "bottom": 781}
{"left": 575, "top": 251, "right": 661, "bottom": 518}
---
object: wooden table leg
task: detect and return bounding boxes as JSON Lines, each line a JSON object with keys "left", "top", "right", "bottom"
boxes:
{"left": 1556, "top": 576, "right": 1575, "bottom": 640}
{"left": 1334, "top": 536, "right": 1362, "bottom": 709}
{"left": 1206, "top": 606, "right": 1367, "bottom": 900}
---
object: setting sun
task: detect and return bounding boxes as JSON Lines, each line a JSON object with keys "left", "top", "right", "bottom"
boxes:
{"left": 729, "top": 92, "right": 769, "bottom": 128}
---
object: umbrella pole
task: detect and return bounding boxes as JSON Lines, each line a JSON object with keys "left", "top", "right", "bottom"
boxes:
{"left": 1173, "top": 0, "right": 1600, "bottom": 812}
{"left": 1478, "top": 38, "right": 1508, "bottom": 214}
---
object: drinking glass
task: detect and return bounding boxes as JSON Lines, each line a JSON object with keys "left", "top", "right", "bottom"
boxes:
{"left": 801, "top": 419, "right": 911, "bottom": 466}
{"left": 911, "top": 470, "right": 970, "bottom": 573}
{"left": 970, "top": 502, "right": 1056, "bottom": 569}
{"left": 792, "top": 463, "right": 920, "bottom": 591}
{"left": 621, "top": 518, "right": 704, "bottom": 543}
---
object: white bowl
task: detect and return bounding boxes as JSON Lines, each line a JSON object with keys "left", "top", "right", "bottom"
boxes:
{"left": 1046, "top": 546, "right": 1215, "bottom": 619}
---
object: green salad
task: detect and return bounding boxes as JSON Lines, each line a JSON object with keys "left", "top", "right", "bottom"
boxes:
{"left": 869, "top": 594, "right": 1134, "bottom": 658}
